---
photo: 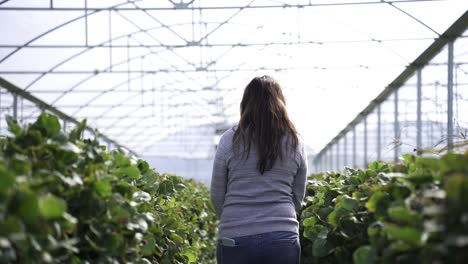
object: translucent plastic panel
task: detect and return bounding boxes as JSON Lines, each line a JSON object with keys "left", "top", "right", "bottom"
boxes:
{"left": 454, "top": 33, "right": 468, "bottom": 144}
{"left": 421, "top": 46, "right": 448, "bottom": 150}
{"left": 0, "top": 88, "right": 14, "bottom": 136}
{"left": 366, "top": 107, "right": 379, "bottom": 162}
{"left": 398, "top": 73, "right": 418, "bottom": 156}
{"left": 345, "top": 130, "right": 354, "bottom": 168}
{"left": 336, "top": 137, "right": 346, "bottom": 171}
{"left": 354, "top": 121, "right": 366, "bottom": 169}
{"left": 380, "top": 92, "right": 396, "bottom": 163}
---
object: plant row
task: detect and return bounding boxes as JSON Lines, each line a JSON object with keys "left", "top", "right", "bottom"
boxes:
{"left": 0, "top": 113, "right": 218, "bottom": 264}
{"left": 299, "top": 150, "right": 468, "bottom": 263}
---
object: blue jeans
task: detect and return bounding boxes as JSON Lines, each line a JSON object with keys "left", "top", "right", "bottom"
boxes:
{"left": 216, "top": 231, "right": 300, "bottom": 264}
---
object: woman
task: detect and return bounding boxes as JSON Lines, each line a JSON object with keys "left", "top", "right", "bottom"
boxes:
{"left": 210, "top": 75, "right": 308, "bottom": 264}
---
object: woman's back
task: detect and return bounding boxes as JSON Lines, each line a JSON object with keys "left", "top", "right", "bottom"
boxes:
{"left": 212, "top": 127, "right": 307, "bottom": 238}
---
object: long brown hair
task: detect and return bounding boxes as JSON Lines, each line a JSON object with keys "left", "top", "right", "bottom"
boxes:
{"left": 233, "top": 75, "right": 299, "bottom": 174}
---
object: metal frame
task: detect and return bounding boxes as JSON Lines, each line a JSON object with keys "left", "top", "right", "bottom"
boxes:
{"left": 0, "top": 0, "right": 442, "bottom": 11}
{"left": 0, "top": 0, "right": 465, "bottom": 159}
{"left": 313, "top": 11, "right": 468, "bottom": 171}
{"left": 0, "top": 77, "right": 137, "bottom": 155}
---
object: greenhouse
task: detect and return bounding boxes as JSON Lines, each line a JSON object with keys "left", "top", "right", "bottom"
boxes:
{"left": 1, "top": 0, "right": 467, "bottom": 263}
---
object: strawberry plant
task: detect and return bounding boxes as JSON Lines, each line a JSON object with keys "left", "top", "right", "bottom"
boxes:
{"left": 0, "top": 113, "right": 217, "bottom": 264}
{"left": 300, "top": 152, "right": 468, "bottom": 264}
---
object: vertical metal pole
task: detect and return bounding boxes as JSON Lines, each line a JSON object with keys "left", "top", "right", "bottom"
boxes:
{"left": 84, "top": 0, "right": 88, "bottom": 46}
{"left": 127, "top": 36, "right": 131, "bottom": 91}
{"left": 353, "top": 127, "right": 356, "bottom": 168}
{"left": 50, "top": 0, "right": 53, "bottom": 8}
{"left": 377, "top": 105, "right": 381, "bottom": 160}
{"left": 141, "top": 56, "right": 144, "bottom": 106}
{"left": 20, "top": 97, "right": 23, "bottom": 122}
{"left": 364, "top": 116, "right": 368, "bottom": 167}
{"left": 152, "top": 73, "right": 156, "bottom": 117}
{"left": 416, "top": 69, "right": 422, "bottom": 153}
{"left": 323, "top": 150, "right": 328, "bottom": 171}
{"left": 317, "top": 155, "right": 321, "bottom": 173}
{"left": 344, "top": 135, "right": 348, "bottom": 168}
{"left": 109, "top": 10, "right": 113, "bottom": 71}
{"left": 329, "top": 146, "right": 333, "bottom": 171}
{"left": 63, "top": 119, "right": 67, "bottom": 132}
{"left": 394, "top": 90, "right": 399, "bottom": 163}
{"left": 447, "top": 40, "right": 454, "bottom": 151}
{"left": 335, "top": 141, "right": 339, "bottom": 171}
{"left": 0, "top": 88, "right": 2, "bottom": 131}
{"left": 12, "top": 93, "right": 17, "bottom": 120}
{"left": 320, "top": 154, "right": 324, "bottom": 172}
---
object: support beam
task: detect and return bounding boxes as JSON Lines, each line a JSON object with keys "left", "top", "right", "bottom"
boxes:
{"left": 0, "top": 77, "right": 138, "bottom": 156}
{"left": 364, "top": 116, "right": 368, "bottom": 167}
{"left": 344, "top": 135, "right": 348, "bottom": 168}
{"left": 377, "top": 105, "right": 381, "bottom": 160}
{"left": 0, "top": 0, "right": 444, "bottom": 11}
{"left": 353, "top": 127, "right": 357, "bottom": 168}
{"left": 336, "top": 141, "right": 340, "bottom": 171}
{"left": 416, "top": 69, "right": 422, "bottom": 153}
{"left": 0, "top": 37, "right": 438, "bottom": 49}
{"left": 394, "top": 90, "right": 399, "bottom": 163}
{"left": 12, "top": 93, "right": 17, "bottom": 120}
{"left": 447, "top": 40, "right": 454, "bottom": 151}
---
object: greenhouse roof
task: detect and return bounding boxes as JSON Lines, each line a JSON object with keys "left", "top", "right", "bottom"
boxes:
{"left": 0, "top": 0, "right": 467, "bottom": 158}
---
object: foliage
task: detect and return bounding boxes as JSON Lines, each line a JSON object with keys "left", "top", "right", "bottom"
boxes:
{"left": 0, "top": 113, "right": 217, "bottom": 264}
{"left": 299, "top": 152, "right": 468, "bottom": 264}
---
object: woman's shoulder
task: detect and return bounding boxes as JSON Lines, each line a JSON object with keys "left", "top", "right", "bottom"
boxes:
{"left": 219, "top": 126, "right": 237, "bottom": 146}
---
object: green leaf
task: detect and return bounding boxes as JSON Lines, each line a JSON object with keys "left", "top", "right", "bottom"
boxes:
{"left": 390, "top": 183, "right": 412, "bottom": 200}
{"left": 0, "top": 216, "right": 24, "bottom": 236}
{"left": 104, "top": 233, "right": 124, "bottom": 251}
{"left": 0, "top": 164, "right": 15, "bottom": 193}
{"left": 94, "top": 180, "right": 112, "bottom": 198}
{"left": 36, "top": 112, "right": 61, "bottom": 138}
{"left": 39, "top": 194, "right": 67, "bottom": 219}
{"left": 303, "top": 216, "right": 317, "bottom": 227}
{"left": 365, "top": 191, "right": 390, "bottom": 216}
{"left": 17, "top": 191, "right": 41, "bottom": 225}
{"left": 444, "top": 174, "right": 468, "bottom": 206}
{"left": 328, "top": 208, "right": 348, "bottom": 227}
{"left": 383, "top": 224, "right": 422, "bottom": 247}
{"left": 387, "top": 206, "right": 420, "bottom": 226}
{"left": 183, "top": 248, "right": 198, "bottom": 263}
{"left": 440, "top": 153, "right": 467, "bottom": 175}
{"left": 312, "top": 238, "right": 331, "bottom": 258}
{"left": 6, "top": 115, "right": 21, "bottom": 137}
{"left": 114, "top": 152, "right": 131, "bottom": 167}
{"left": 367, "top": 222, "right": 383, "bottom": 237}
{"left": 353, "top": 245, "right": 377, "bottom": 264}
{"left": 338, "top": 195, "right": 359, "bottom": 211}
{"left": 138, "top": 159, "right": 150, "bottom": 174}
{"left": 402, "top": 154, "right": 415, "bottom": 166}
{"left": 304, "top": 225, "right": 327, "bottom": 241}
{"left": 170, "top": 233, "right": 184, "bottom": 245}
{"left": 115, "top": 165, "right": 141, "bottom": 179}
{"left": 69, "top": 119, "right": 87, "bottom": 141}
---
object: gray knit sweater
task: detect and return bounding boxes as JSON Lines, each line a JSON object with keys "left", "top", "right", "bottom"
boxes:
{"left": 210, "top": 127, "right": 308, "bottom": 238}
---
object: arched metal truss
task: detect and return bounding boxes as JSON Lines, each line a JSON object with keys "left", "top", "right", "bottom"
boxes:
{"left": 0, "top": 0, "right": 467, "bottom": 159}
